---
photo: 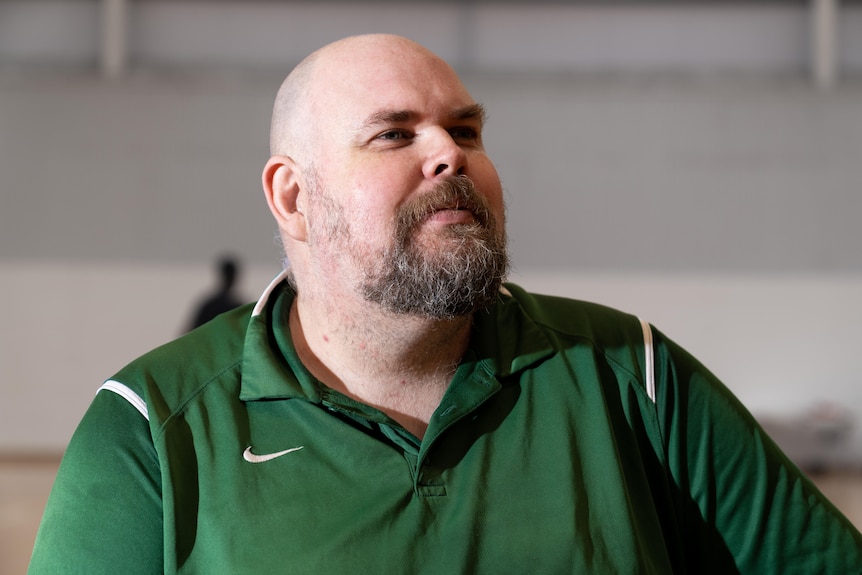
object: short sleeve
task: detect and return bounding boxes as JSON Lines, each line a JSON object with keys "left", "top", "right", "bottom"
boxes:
{"left": 28, "top": 388, "right": 163, "bottom": 574}
{"left": 653, "top": 329, "right": 862, "bottom": 573}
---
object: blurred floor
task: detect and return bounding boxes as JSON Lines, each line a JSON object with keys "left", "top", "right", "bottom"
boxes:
{"left": 2, "top": 458, "right": 861, "bottom": 574}
{"left": 0, "top": 458, "right": 58, "bottom": 575}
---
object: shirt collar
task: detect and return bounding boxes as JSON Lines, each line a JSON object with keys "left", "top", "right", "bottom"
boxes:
{"left": 472, "top": 283, "right": 557, "bottom": 377}
{"left": 239, "top": 273, "right": 556, "bottom": 402}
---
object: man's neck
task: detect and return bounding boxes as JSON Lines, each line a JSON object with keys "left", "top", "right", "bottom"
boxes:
{"left": 289, "top": 294, "right": 473, "bottom": 438}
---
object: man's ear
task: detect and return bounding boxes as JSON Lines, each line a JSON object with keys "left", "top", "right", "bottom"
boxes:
{"left": 262, "top": 155, "right": 307, "bottom": 242}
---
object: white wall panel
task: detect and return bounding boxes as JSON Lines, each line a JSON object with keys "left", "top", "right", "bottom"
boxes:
{"left": 3, "top": 261, "right": 861, "bottom": 456}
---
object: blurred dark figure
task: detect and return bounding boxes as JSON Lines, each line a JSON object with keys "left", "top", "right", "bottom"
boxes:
{"left": 188, "top": 256, "right": 244, "bottom": 330}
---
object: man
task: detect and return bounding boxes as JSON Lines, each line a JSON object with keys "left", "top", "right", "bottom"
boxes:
{"left": 187, "top": 255, "right": 245, "bottom": 331}
{"left": 29, "top": 34, "right": 862, "bottom": 573}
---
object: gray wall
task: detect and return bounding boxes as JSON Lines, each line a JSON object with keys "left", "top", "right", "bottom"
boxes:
{"left": 3, "top": 1, "right": 862, "bottom": 273}
{"left": 2, "top": 1, "right": 862, "bottom": 453}
{"left": 3, "top": 71, "right": 862, "bottom": 273}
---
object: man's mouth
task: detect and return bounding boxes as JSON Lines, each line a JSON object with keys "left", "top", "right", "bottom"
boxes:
{"left": 399, "top": 176, "right": 490, "bottom": 231}
{"left": 425, "top": 206, "right": 477, "bottom": 224}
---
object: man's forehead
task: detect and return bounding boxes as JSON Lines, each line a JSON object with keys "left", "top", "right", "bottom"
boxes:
{"left": 304, "top": 36, "right": 482, "bottom": 134}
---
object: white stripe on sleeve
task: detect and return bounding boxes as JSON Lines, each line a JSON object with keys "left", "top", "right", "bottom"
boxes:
{"left": 98, "top": 380, "right": 150, "bottom": 421}
{"left": 638, "top": 318, "right": 656, "bottom": 404}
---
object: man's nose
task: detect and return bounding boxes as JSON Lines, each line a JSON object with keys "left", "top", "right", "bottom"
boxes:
{"left": 423, "top": 130, "right": 467, "bottom": 179}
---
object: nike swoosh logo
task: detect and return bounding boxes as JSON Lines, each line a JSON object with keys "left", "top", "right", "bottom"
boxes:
{"left": 243, "top": 445, "right": 304, "bottom": 463}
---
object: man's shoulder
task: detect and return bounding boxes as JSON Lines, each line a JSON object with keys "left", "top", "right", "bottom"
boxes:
{"left": 497, "top": 283, "right": 654, "bottom": 401}
{"left": 107, "top": 303, "right": 254, "bottom": 421}
{"left": 500, "top": 282, "right": 643, "bottom": 341}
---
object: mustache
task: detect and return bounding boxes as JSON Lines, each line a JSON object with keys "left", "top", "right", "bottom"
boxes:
{"left": 396, "top": 176, "right": 492, "bottom": 231}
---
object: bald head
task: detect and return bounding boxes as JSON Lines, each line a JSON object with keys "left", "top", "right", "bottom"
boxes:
{"left": 262, "top": 34, "right": 506, "bottom": 310}
{"left": 268, "top": 34, "right": 465, "bottom": 162}
{"left": 269, "top": 48, "right": 318, "bottom": 159}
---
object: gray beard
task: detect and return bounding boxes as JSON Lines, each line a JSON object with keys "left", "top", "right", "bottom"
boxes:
{"left": 360, "top": 176, "right": 509, "bottom": 319}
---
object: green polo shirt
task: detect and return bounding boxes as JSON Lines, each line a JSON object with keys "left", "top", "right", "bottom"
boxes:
{"left": 29, "top": 276, "right": 862, "bottom": 573}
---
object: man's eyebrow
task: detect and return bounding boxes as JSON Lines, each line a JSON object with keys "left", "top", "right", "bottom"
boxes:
{"left": 359, "top": 104, "right": 487, "bottom": 131}
{"left": 360, "top": 109, "right": 415, "bottom": 130}
{"left": 451, "top": 103, "right": 487, "bottom": 124}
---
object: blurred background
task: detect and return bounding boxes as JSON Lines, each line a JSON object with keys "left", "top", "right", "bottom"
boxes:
{"left": 2, "top": 0, "right": 862, "bottom": 570}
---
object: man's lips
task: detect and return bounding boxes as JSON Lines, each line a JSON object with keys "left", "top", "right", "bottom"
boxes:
{"left": 425, "top": 206, "right": 477, "bottom": 224}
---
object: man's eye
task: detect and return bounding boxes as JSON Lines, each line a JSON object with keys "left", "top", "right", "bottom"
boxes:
{"left": 378, "top": 129, "right": 410, "bottom": 141}
{"left": 450, "top": 126, "right": 480, "bottom": 141}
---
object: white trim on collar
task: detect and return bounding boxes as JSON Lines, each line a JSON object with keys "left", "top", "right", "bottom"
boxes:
{"left": 252, "top": 270, "right": 291, "bottom": 317}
